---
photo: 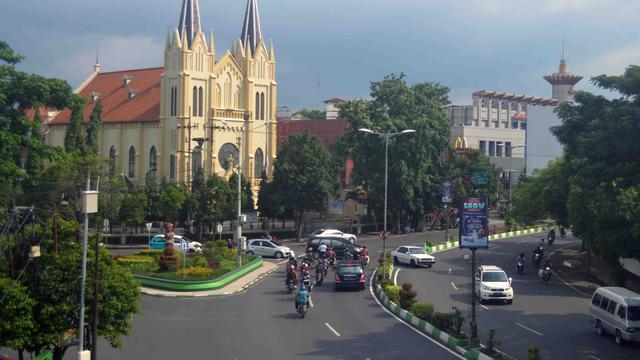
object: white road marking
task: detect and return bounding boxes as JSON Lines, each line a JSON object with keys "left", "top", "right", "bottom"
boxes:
{"left": 450, "top": 282, "right": 458, "bottom": 290}
{"left": 480, "top": 304, "right": 489, "bottom": 310}
{"left": 393, "top": 268, "right": 401, "bottom": 285}
{"left": 589, "top": 355, "right": 602, "bottom": 360}
{"left": 324, "top": 322, "right": 341, "bottom": 337}
{"left": 448, "top": 268, "right": 452, "bottom": 275}
{"left": 516, "top": 322, "right": 543, "bottom": 336}
{"left": 309, "top": 297, "right": 314, "bottom": 308}
{"left": 548, "top": 241, "right": 591, "bottom": 297}
{"left": 520, "top": 240, "right": 527, "bottom": 243}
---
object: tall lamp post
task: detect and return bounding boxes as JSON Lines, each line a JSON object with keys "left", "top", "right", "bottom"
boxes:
{"left": 358, "top": 128, "right": 415, "bottom": 278}
{"left": 508, "top": 144, "right": 526, "bottom": 210}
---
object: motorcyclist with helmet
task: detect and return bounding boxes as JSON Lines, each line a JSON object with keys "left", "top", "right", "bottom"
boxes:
{"left": 295, "top": 284, "right": 310, "bottom": 311}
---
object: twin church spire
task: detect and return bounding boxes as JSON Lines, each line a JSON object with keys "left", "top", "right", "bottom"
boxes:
{"left": 177, "top": 0, "right": 264, "bottom": 53}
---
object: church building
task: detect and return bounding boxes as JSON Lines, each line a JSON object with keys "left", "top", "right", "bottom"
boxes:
{"left": 44, "top": 0, "right": 277, "bottom": 193}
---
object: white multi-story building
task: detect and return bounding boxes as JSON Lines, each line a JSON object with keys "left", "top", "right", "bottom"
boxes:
{"left": 447, "top": 91, "right": 558, "bottom": 184}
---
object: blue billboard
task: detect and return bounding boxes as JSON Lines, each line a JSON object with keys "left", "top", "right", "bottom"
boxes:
{"left": 459, "top": 196, "right": 489, "bottom": 249}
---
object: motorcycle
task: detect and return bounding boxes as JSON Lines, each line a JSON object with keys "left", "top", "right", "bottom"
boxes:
{"left": 547, "top": 231, "right": 555, "bottom": 245}
{"left": 286, "top": 278, "right": 297, "bottom": 294}
{"left": 532, "top": 253, "right": 542, "bottom": 269}
{"left": 315, "top": 267, "right": 324, "bottom": 286}
{"left": 296, "top": 302, "right": 307, "bottom": 318}
{"left": 540, "top": 265, "right": 552, "bottom": 284}
{"left": 516, "top": 259, "right": 525, "bottom": 275}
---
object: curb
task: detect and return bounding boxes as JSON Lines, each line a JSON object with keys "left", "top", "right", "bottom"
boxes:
{"left": 425, "top": 227, "right": 547, "bottom": 254}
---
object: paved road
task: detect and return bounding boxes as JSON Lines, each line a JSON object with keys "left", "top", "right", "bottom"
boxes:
{"left": 398, "top": 233, "right": 640, "bottom": 360}
{"left": 89, "top": 232, "right": 464, "bottom": 360}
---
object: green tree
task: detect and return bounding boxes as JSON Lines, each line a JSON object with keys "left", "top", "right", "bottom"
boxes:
{"left": 0, "top": 41, "right": 74, "bottom": 210}
{"left": 552, "top": 65, "right": 640, "bottom": 261}
{"left": 444, "top": 150, "right": 500, "bottom": 206}
{"left": 336, "top": 73, "right": 451, "bottom": 232}
{"left": 229, "top": 173, "right": 255, "bottom": 212}
{"left": 144, "top": 171, "right": 159, "bottom": 220}
{"left": 119, "top": 189, "right": 146, "bottom": 231}
{"left": 85, "top": 99, "right": 102, "bottom": 154}
{"left": 271, "top": 133, "right": 339, "bottom": 240}
{"left": 0, "top": 276, "right": 36, "bottom": 358}
{"left": 157, "top": 178, "right": 187, "bottom": 223}
{"left": 64, "top": 96, "right": 86, "bottom": 153}
{"left": 189, "top": 173, "right": 235, "bottom": 241}
{"left": 293, "top": 108, "right": 326, "bottom": 120}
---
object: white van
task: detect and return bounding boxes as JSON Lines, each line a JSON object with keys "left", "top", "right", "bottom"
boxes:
{"left": 589, "top": 286, "right": 640, "bottom": 345}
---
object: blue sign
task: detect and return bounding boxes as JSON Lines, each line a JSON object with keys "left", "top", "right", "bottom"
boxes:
{"left": 459, "top": 196, "right": 488, "bottom": 249}
{"left": 180, "top": 240, "right": 189, "bottom": 252}
{"left": 442, "top": 180, "right": 452, "bottom": 203}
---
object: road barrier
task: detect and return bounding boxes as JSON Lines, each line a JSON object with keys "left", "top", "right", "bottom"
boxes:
{"left": 425, "top": 226, "right": 547, "bottom": 254}
{"left": 133, "top": 257, "right": 263, "bottom": 291}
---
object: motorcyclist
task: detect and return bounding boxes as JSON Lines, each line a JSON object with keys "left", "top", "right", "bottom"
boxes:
{"left": 533, "top": 245, "right": 544, "bottom": 267}
{"left": 285, "top": 264, "right": 297, "bottom": 286}
{"left": 318, "top": 242, "right": 328, "bottom": 259}
{"left": 361, "top": 246, "right": 369, "bottom": 266}
{"left": 326, "top": 247, "right": 336, "bottom": 266}
{"left": 287, "top": 253, "right": 298, "bottom": 269}
{"left": 300, "top": 263, "right": 312, "bottom": 291}
{"left": 305, "top": 246, "right": 314, "bottom": 258}
{"left": 543, "top": 258, "right": 551, "bottom": 269}
{"left": 295, "top": 284, "right": 310, "bottom": 310}
{"left": 516, "top": 251, "right": 526, "bottom": 262}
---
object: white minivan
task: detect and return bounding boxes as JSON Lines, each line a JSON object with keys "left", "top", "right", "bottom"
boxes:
{"left": 589, "top": 286, "right": 640, "bottom": 345}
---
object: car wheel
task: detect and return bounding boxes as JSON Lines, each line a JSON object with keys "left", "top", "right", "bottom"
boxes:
{"left": 596, "top": 320, "right": 604, "bottom": 336}
{"left": 393, "top": 256, "right": 400, "bottom": 265}
{"left": 410, "top": 259, "right": 416, "bottom": 267}
{"left": 188, "top": 249, "right": 195, "bottom": 253}
{"left": 275, "top": 252, "right": 283, "bottom": 259}
{"left": 615, "top": 329, "right": 624, "bottom": 345}
{"left": 506, "top": 299, "right": 513, "bottom": 305}
{"left": 246, "top": 250, "right": 254, "bottom": 255}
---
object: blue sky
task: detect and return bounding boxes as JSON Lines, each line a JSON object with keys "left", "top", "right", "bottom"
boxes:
{"left": 2, "top": 0, "right": 638, "bottom": 111}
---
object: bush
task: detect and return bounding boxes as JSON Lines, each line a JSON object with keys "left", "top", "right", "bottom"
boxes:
{"left": 383, "top": 285, "right": 401, "bottom": 303}
{"left": 206, "top": 240, "right": 228, "bottom": 249}
{"left": 222, "top": 247, "right": 238, "bottom": 259}
{"left": 116, "top": 256, "right": 154, "bottom": 265}
{"left": 410, "top": 302, "right": 434, "bottom": 321}
{"left": 133, "top": 249, "right": 163, "bottom": 258}
{"left": 207, "top": 261, "right": 221, "bottom": 269}
{"left": 399, "top": 283, "right": 417, "bottom": 310}
{"left": 176, "top": 266, "right": 213, "bottom": 279}
{"left": 528, "top": 346, "right": 542, "bottom": 360}
{"left": 377, "top": 278, "right": 393, "bottom": 288}
{"left": 158, "top": 246, "right": 179, "bottom": 271}
{"left": 190, "top": 255, "right": 208, "bottom": 268}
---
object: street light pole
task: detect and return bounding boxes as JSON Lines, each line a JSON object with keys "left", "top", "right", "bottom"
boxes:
{"left": 508, "top": 145, "right": 526, "bottom": 210}
{"left": 359, "top": 128, "right": 415, "bottom": 279}
{"left": 236, "top": 134, "right": 243, "bottom": 267}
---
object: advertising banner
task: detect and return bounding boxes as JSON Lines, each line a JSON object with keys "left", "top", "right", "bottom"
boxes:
{"left": 442, "top": 180, "right": 452, "bottom": 203}
{"left": 459, "top": 196, "right": 489, "bottom": 249}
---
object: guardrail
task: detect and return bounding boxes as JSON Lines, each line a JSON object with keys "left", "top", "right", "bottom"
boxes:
{"left": 133, "top": 257, "right": 263, "bottom": 291}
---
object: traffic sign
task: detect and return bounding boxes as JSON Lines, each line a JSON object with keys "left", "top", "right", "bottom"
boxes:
{"left": 216, "top": 223, "right": 223, "bottom": 234}
{"left": 180, "top": 240, "right": 188, "bottom": 252}
{"left": 145, "top": 222, "right": 153, "bottom": 232}
{"left": 442, "top": 179, "right": 453, "bottom": 203}
{"left": 472, "top": 171, "right": 487, "bottom": 185}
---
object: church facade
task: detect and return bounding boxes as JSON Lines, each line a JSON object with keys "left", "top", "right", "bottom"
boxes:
{"left": 44, "top": 0, "right": 277, "bottom": 192}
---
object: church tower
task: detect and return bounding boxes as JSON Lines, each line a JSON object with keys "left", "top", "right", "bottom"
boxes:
{"left": 160, "top": 0, "right": 276, "bottom": 191}
{"left": 543, "top": 39, "right": 582, "bottom": 103}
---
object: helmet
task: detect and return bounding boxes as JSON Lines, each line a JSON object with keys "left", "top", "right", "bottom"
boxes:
{"left": 289, "top": 252, "right": 296, "bottom": 259}
{"left": 301, "top": 263, "right": 307, "bottom": 269}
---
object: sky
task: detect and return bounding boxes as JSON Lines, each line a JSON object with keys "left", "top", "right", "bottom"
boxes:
{"left": 1, "top": 0, "right": 638, "bottom": 112}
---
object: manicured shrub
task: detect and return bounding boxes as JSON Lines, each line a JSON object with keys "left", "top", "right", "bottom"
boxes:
{"left": 116, "top": 256, "right": 154, "bottom": 265}
{"left": 191, "top": 255, "right": 208, "bottom": 268}
{"left": 222, "top": 247, "right": 237, "bottom": 259}
{"left": 410, "top": 302, "right": 434, "bottom": 321}
{"left": 431, "top": 312, "right": 454, "bottom": 333}
{"left": 158, "top": 246, "right": 179, "bottom": 271}
{"left": 399, "top": 283, "right": 417, "bottom": 310}
{"left": 383, "top": 285, "right": 401, "bottom": 303}
{"left": 133, "top": 249, "right": 163, "bottom": 258}
{"left": 527, "top": 345, "right": 542, "bottom": 360}
{"left": 176, "top": 266, "right": 213, "bottom": 279}
{"left": 377, "top": 278, "right": 393, "bottom": 288}
{"left": 207, "top": 261, "right": 221, "bottom": 269}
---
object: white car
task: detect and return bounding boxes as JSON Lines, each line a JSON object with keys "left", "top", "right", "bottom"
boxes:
{"left": 311, "top": 229, "right": 357, "bottom": 244}
{"left": 476, "top": 265, "right": 514, "bottom": 304}
{"left": 391, "top": 246, "right": 436, "bottom": 267}
{"left": 245, "top": 239, "right": 292, "bottom": 259}
{"left": 149, "top": 234, "right": 203, "bottom": 253}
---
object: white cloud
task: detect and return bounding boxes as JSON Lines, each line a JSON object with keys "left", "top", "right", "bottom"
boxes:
{"left": 576, "top": 44, "right": 640, "bottom": 78}
{"left": 56, "top": 35, "right": 162, "bottom": 86}
{"left": 543, "top": 0, "right": 600, "bottom": 11}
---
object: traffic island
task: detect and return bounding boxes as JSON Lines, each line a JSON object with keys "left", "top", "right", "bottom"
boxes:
{"left": 425, "top": 226, "right": 548, "bottom": 254}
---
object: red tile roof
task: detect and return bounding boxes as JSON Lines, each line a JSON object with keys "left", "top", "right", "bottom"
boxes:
{"left": 50, "top": 67, "right": 163, "bottom": 125}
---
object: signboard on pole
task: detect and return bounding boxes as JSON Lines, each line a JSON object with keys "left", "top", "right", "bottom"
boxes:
{"left": 472, "top": 171, "right": 487, "bottom": 185}
{"left": 442, "top": 180, "right": 452, "bottom": 203}
{"left": 180, "top": 240, "right": 189, "bottom": 252}
{"left": 459, "top": 196, "right": 489, "bottom": 249}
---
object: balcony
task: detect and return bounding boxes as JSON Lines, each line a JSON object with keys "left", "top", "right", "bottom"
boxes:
{"left": 212, "top": 108, "right": 246, "bottom": 120}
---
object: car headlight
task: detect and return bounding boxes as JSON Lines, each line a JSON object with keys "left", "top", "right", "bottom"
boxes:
{"left": 481, "top": 284, "right": 489, "bottom": 291}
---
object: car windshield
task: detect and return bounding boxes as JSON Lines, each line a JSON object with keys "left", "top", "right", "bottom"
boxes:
{"left": 628, "top": 306, "right": 640, "bottom": 321}
{"left": 482, "top": 272, "right": 508, "bottom": 282}
{"left": 338, "top": 266, "right": 362, "bottom": 274}
{"left": 409, "top": 248, "right": 426, "bottom": 254}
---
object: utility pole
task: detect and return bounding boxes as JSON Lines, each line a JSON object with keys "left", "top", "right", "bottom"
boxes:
{"left": 79, "top": 174, "right": 98, "bottom": 360}
{"left": 176, "top": 107, "right": 196, "bottom": 186}
{"left": 236, "top": 134, "right": 243, "bottom": 267}
{"left": 470, "top": 248, "right": 478, "bottom": 346}
{"left": 91, "top": 234, "right": 99, "bottom": 360}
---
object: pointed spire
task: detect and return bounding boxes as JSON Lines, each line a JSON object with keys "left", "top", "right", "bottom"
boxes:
{"left": 94, "top": 43, "right": 101, "bottom": 73}
{"left": 269, "top": 39, "right": 275, "bottom": 61}
{"left": 209, "top": 30, "right": 215, "bottom": 54}
{"left": 559, "top": 33, "right": 568, "bottom": 74}
{"left": 178, "top": 0, "right": 202, "bottom": 49}
{"left": 240, "top": 0, "right": 263, "bottom": 55}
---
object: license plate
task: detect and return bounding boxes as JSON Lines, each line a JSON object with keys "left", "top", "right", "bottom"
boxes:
{"left": 491, "top": 293, "right": 504, "bottom": 297}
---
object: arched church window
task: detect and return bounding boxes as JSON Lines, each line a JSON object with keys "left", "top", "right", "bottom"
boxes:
{"left": 260, "top": 92, "right": 265, "bottom": 120}
{"left": 193, "top": 86, "right": 198, "bottom": 116}
{"left": 255, "top": 92, "right": 260, "bottom": 120}
{"left": 198, "top": 87, "right": 203, "bottom": 117}
{"left": 109, "top": 146, "right": 116, "bottom": 177}
{"left": 225, "top": 74, "right": 232, "bottom": 108}
{"left": 169, "top": 154, "right": 176, "bottom": 181}
{"left": 254, "top": 148, "right": 264, "bottom": 178}
{"left": 128, "top": 146, "right": 136, "bottom": 178}
{"left": 149, "top": 146, "right": 158, "bottom": 174}
{"left": 216, "top": 84, "right": 222, "bottom": 108}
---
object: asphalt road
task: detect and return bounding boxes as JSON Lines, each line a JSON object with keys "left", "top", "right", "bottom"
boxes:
{"left": 398, "top": 233, "right": 640, "bottom": 360}
{"left": 87, "top": 232, "right": 465, "bottom": 360}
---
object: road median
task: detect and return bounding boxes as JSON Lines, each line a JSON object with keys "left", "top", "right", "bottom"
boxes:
{"left": 425, "top": 226, "right": 548, "bottom": 254}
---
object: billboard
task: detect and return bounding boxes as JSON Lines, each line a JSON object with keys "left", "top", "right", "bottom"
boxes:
{"left": 459, "top": 196, "right": 488, "bottom": 249}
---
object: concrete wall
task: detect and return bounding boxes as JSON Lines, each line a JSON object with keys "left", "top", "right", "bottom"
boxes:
{"left": 526, "top": 105, "right": 563, "bottom": 175}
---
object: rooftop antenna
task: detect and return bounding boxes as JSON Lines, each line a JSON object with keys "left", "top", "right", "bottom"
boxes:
{"left": 561, "top": 32, "right": 565, "bottom": 61}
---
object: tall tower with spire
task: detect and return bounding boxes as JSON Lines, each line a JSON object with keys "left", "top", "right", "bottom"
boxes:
{"left": 543, "top": 38, "right": 582, "bottom": 103}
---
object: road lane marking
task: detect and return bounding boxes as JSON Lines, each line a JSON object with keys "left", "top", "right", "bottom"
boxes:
{"left": 480, "top": 304, "right": 489, "bottom": 310}
{"left": 589, "top": 356, "right": 602, "bottom": 360}
{"left": 450, "top": 282, "right": 458, "bottom": 290}
{"left": 394, "top": 268, "right": 401, "bottom": 285}
{"left": 369, "top": 270, "right": 466, "bottom": 360}
{"left": 309, "top": 297, "right": 314, "bottom": 308}
{"left": 516, "top": 322, "right": 543, "bottom": 336}
{"left": 548, "top": 241, "right": 591, "bottom": 297}
{"left": 325, "top": 322, "right": 341, "bottom": 337}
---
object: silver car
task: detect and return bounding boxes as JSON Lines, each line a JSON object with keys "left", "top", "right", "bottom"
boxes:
{"left": 246, "top": 239, "right": 292, "bottom": 259}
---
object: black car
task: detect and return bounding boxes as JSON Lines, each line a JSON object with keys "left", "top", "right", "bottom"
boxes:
{"left": 334, "top": 261, "right": 366, "bottom": 291}
{"left": 306, "top": 237, "right": 362, "bottom": 259}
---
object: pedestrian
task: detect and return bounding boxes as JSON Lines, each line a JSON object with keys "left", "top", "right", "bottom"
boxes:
{"left": 226, "top": 237, "right": 232, "bottom": 249}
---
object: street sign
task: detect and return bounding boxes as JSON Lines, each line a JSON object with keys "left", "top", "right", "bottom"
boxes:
{"left": 145, "top": 222, "right": 153, "bottom": 232}
{"left": 459, "top": 196, "right": 489, "bottom": 249}
{"left": 180, "top": 240, "right": 188, "bottom": 252}
{"left": 216, "top": 223, "right": 223, "bottom": 234}
{"left": 472, "top": 171, "right": 487, "bottom": 185}
{"left": 442, "top": 180, "right": 452, "bottom": 203}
